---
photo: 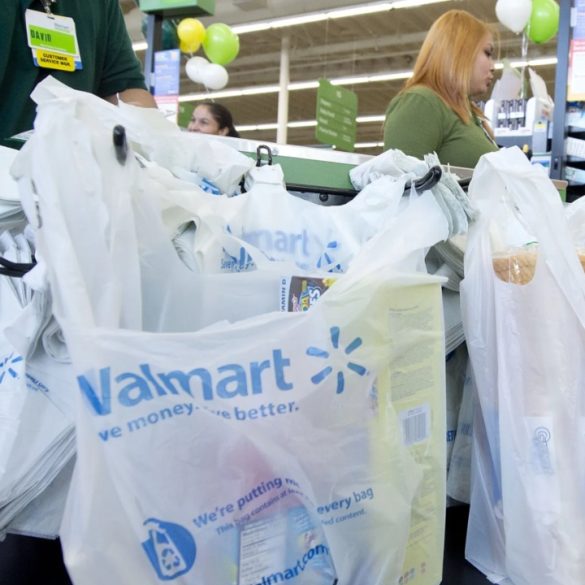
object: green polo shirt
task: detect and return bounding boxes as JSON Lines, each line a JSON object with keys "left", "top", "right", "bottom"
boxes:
{"left": 0, "top": 0, "right": 148, "bottom": 148}
{"left": 383, "top": 86, "right": 499, "bottom": 168}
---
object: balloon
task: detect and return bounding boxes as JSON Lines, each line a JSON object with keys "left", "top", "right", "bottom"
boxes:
{"left": 179, "top": 40, "right": 196, "bottom": 54}
{"left": 526, "top": 0, "right": 560, "bottom": 44}
{"left": 141, "top": 17, "right": 178, "bottom": 50}
{"left": 202, "top": 23, "right": 240, "bottom": 66}
{"left": 200, "top": 63, "right": 229, "bottom": 90}
{"left": 495, "top": 0, "right": 532, "bottom": 34}
{"left": 179, "top": 37, "right": 204, "bottom": 54}
{"left": 185, "top": 56, "right": 210, "bottom": 83}
{"left": 177, "top": 18, "right": 206, "bottom": 52}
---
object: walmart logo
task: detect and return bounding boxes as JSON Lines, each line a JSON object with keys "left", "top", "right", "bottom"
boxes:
{"left": 77, "top": 326, "right": 365, "bottom": 417}
{"left": 306, "top": 326, "right": 367, "bottom": 394}
{"left": 0, "top": 353, "right": 23, "bottom": 384}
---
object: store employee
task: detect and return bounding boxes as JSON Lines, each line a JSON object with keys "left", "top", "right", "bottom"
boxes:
{"left": 384, "top": 10, "right": 499, "bottom": 168}
{"left": 0, "top": 0, "right": 157, "bottom": 148}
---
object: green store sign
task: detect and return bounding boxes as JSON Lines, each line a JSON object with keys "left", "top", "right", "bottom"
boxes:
{"left": 315, "top": 79, "right": 358, "bottom": 152}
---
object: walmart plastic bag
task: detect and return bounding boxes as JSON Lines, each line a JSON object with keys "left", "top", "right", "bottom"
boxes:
{"left": 163, "top": 162, "right": 408, "bottom": 274}
{"left": 0, "top": 287, "right": 75, "bottom": 537}
{"left": 56, "top": 274, "right": 436, "bottom": 585}
{"left": 461, "top": 147, "right": 585, "bottom": 585}
{"left": 15, "top": 84, "right": 449, "bottom": 585}
{"left": 31, "top": 76, "right": 254, "bottom": 195}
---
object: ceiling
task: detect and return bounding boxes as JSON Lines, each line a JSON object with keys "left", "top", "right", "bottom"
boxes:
{"left": 121, "top": 0, "right": 559, "bottom": 156}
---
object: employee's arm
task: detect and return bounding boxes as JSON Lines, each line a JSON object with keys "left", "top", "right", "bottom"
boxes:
{"left": 105, "top": 88, "right": 158, "bottom": 108}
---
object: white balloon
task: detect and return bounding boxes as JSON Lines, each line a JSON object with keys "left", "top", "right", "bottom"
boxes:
{"left": 495, "top": 0, "right": 532, "bottom": 34}
{"left": 185, "top": 56, "right": 210, "bottom": 83}
{"left": 201, "top": 63, "right": 229, "bottom": 90}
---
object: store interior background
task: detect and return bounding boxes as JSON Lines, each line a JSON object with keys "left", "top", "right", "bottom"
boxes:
{"left": 120, "top": 0, "right": 558, "bottom": 156}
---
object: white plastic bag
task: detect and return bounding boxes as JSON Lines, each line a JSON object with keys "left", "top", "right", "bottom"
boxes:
{"left": 166, "top": 163, "right": 408, "bottom": 274}
{"left": 461, "top": 147, "right": 585, "bottom": 585}
{"left": 0, "top": 234, "right": 75, "bottom": 537}
{"left": 31, "top": 76, "right": 254, "bottom": 195}
{"left": 15, "top": 84, "right": 450, "bottom": 585}
{"left": 57, "top": 278, "right": 431, "bottom": 584}
{"left": 565, "top": 195, "right": 585, "bottom": 250}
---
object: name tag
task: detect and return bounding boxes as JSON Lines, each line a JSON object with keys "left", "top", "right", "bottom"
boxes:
{"left": 25, "top": 9, "right": 82, "bottom": 71}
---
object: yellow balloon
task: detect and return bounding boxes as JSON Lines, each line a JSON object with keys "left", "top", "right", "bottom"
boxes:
{"left": 179, "top": 39, "right": 201, "bottom": 54}
{"left": 177, "top": 18, "right": 206, "bottom": 52}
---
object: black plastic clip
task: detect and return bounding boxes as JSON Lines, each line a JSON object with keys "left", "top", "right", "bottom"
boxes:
{"left": 113, "top": 125, "right": 128, "bottom": 165}
{"left": 256, "top": 144, "right": 273, "bottom": 167}
{"left": 0, "top": 256, "right": 36, "bottom": 278}
{"left": 404, "top": 165, "right": 443, "bottom": 195}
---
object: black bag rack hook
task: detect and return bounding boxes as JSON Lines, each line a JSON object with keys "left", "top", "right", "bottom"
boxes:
{"left": 0, "top": 256, "right": 36, "bottom": 278}
{"left": 256, "top": 144, "right": 273, "bottom": 167}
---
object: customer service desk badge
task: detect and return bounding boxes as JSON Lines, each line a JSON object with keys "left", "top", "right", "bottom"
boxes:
{"left": 25, "top": 7, "right": 82, "bottom": 72}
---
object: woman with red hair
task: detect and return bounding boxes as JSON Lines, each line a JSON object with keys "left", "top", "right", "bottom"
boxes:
{"left": 383, "top": 10, "right": 499, "bottom": 168}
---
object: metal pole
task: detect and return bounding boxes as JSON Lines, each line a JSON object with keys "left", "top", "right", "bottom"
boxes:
{"left": 276, "top": 35, "right": 290, "bottom": 144}
{"left": 144, "top": 13, "right": 163, "bottom": 94}
{"left": 550, "top": 0, "right": 572, "bottom": 180}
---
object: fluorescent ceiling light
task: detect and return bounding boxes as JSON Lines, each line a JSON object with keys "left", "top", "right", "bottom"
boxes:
{"left": 331, "top": 75, "right": 381, "bottom": 86}
{"left": 178, "top": 84, "right": 281, "bottom": 101}
{"left": 327, "top": 4, "right": 393, "bottom": 19}
{"left": 130, "top": 1, "right": 445, "bottom": 37}
{"left": 179, "top": 89, "right": 244, "bottom": 101}
{"left": 494, "top": 56, "right": 558, "bottom": 70}
{"left": 289, "top": 81, "right": 320, "bottom": 91}
{"left": 267, "top": 13, "right": 326, "bottom": 28}
{"left": 525, "top": 57, "right": 558, "bottom": 67}
{"left": 180, "top": 71, "right": 408, "bottom": 102}
{"left": 231, "top": 0, "right": 451, "bottom": 35}
{"left": 288, "top": 120, "right": 318, "bottom": 128}
{"left": 357, "top": 115, "right": 385, "bottom": 123}
{"left": 505, "top": 58, "right": 558, "bottom": 68}
{"left": 332, "top": 71, "right": 412, "bottom": 86}
{"left": 355, "top": 142, "right": 384, "bottom": 148}
{"left": 132, "top": 41, "right": 148, "bottom": 51}
{"left": 391, "top": 0, "right": 448, "bottom": 7}
{"left": 366, "top": 72, "right": 413, "bottom": 82}
{"left": 237, "top": 116, "right": 387, "bottom": 133}
{"left": 237, "top": 120, "right": 319, "bottom": 131}
{"left": 241, "top": 85, "right": 280, "bottom": 95}
{"left": 179, "top": 56, "right": 556, "bottom": 103}
{"left": 237, "top": 123, "right": 278, "bottom": 131}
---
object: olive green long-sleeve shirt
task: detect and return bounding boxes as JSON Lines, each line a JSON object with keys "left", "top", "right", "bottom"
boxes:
{"left": 384, "top": 86, "right": 498, "bottom": 168}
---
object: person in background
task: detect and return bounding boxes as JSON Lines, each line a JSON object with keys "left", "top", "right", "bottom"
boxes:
{"left": 0, "top": 0, "right": 157, "bottom": 149}
{"left": 383, "top": 9, "right": 499, "bottom": 168}
{"left": 188, "top": 101, "right": 240, "bottom": 137}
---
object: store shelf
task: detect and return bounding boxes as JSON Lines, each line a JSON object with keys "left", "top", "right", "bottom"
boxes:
{"left": 551, "top": 1, "right": 585, "bottom": 200}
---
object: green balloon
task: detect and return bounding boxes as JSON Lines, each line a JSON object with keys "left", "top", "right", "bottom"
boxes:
{"left": 526, "top": 0, "right": 560, "bottom": 44}
{"left": 202, "top": 23, "right": 240, "bottom": 66}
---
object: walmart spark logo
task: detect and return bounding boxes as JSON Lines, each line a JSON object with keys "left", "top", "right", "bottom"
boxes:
{"left": 0, "top": 353, "right": 23, "bottom": 384}
{"left": 220, "top": 246, "right": 256, "bottom": 272}
{"left": 316, "top": 241, "right": 343, "bottom": 273}
{"left": 306, "top": 326, "right": 367, "bottom": 394}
